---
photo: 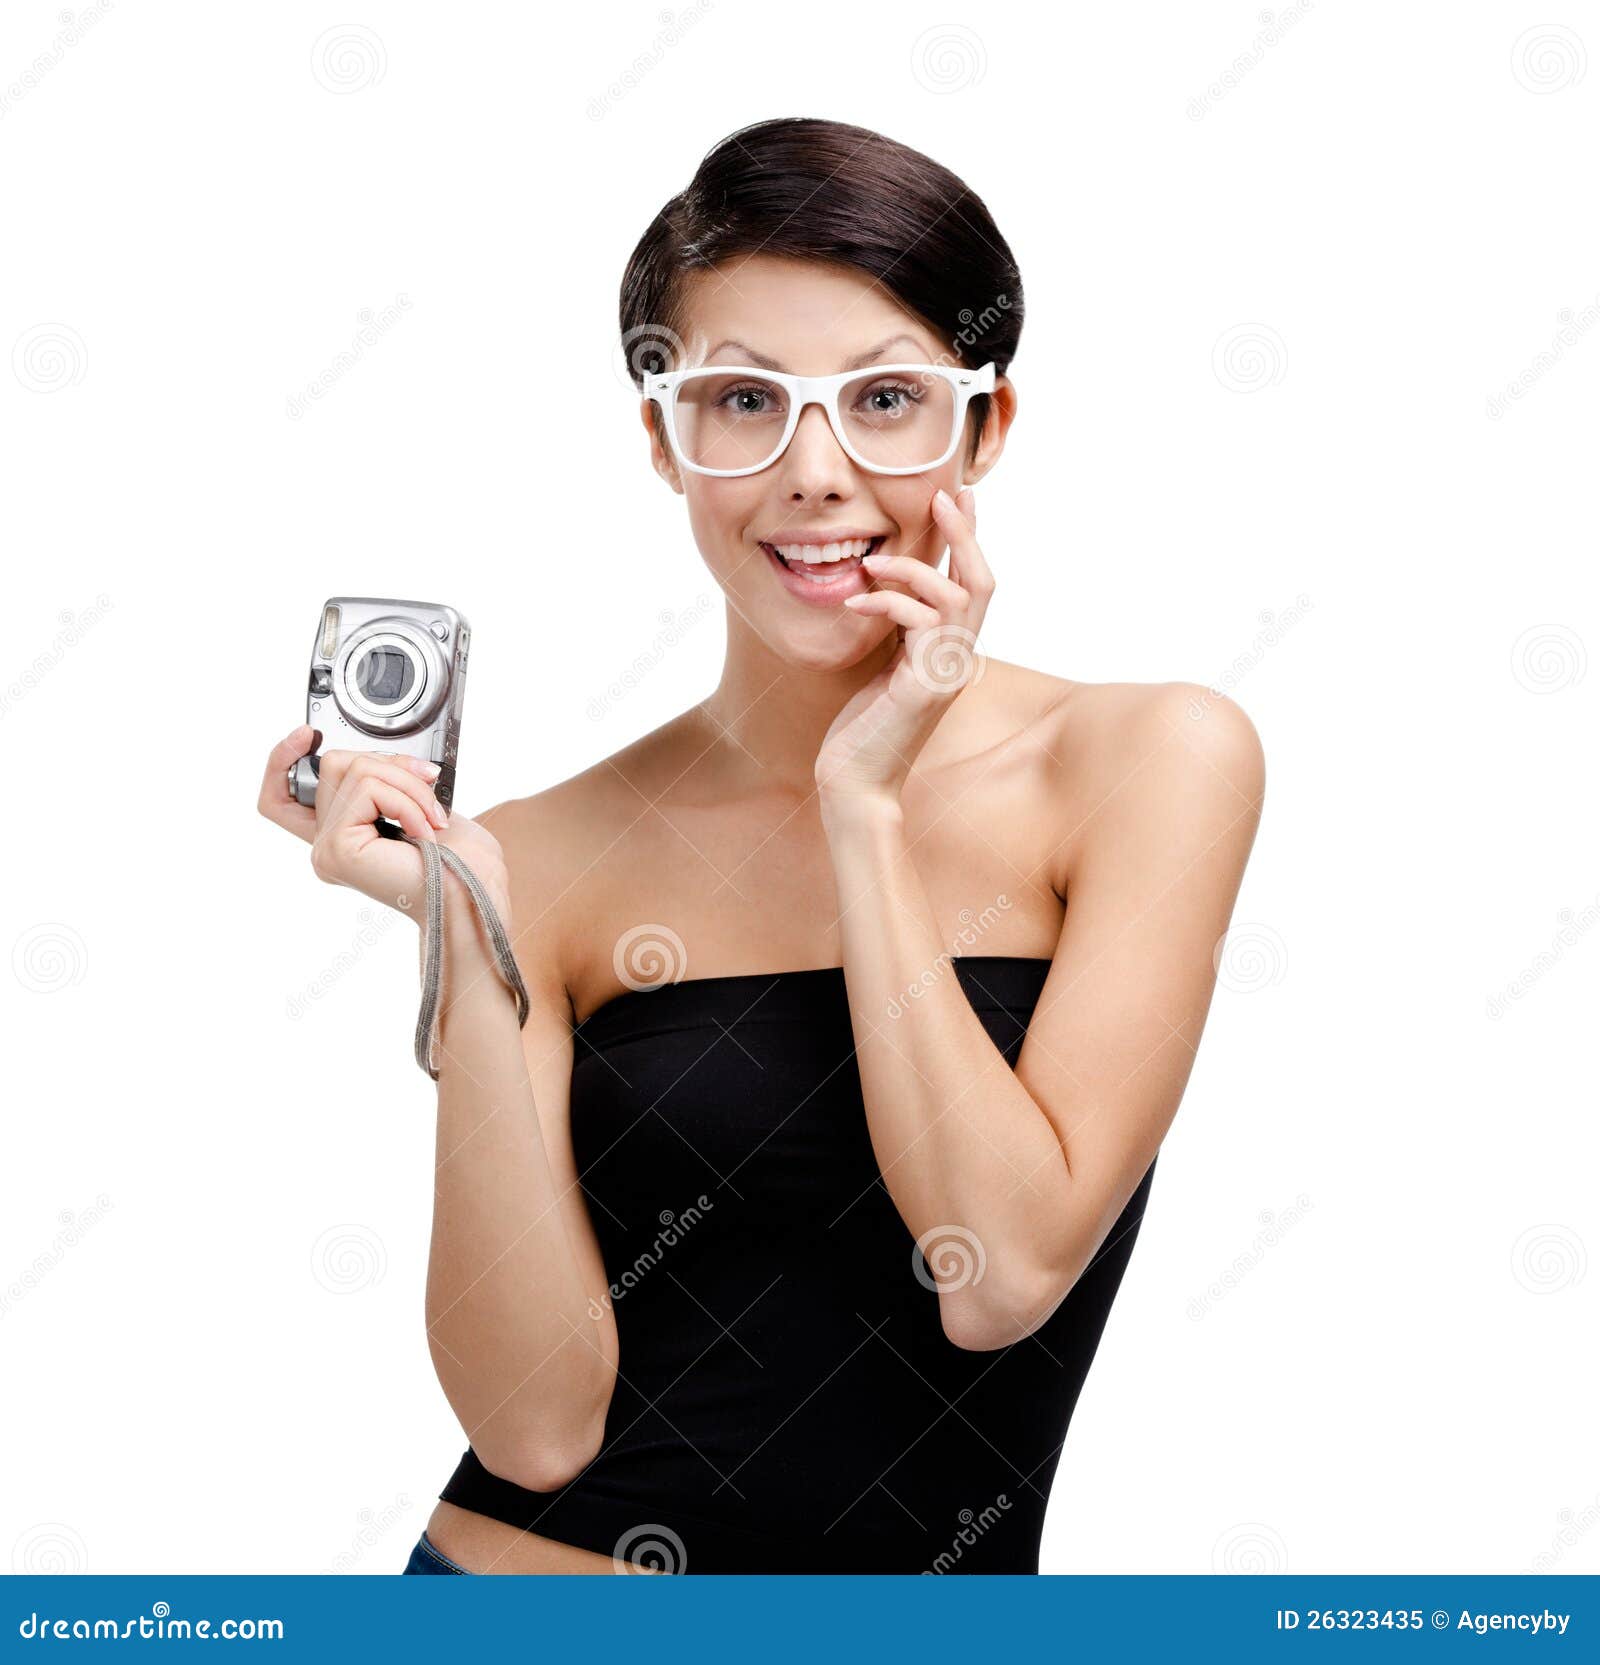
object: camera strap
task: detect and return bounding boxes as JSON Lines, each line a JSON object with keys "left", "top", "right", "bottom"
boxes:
{"left": 381, "top": 823, "right": 531, "bottom": 1079}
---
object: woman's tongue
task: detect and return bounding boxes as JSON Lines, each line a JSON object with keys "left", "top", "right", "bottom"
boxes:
{"left": 785, "top": 551, "right": 861, "bottom": 581}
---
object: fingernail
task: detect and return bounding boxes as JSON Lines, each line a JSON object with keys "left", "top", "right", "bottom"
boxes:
{"left": 421, "top": 760, "right": 442, "bottom": 777}
{"left": 934, "top": 488, "right": 953, "bottom": 508}
{"left": 861, "top": 552, "right": 885, "bottom": 566}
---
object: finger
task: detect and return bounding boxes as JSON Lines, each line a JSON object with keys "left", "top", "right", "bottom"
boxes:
{"left": 933, "top": 487, "right": 993, "bottom": 595}
{"left": 317, "top": 747, "right": 441, "bottom": 790}
{"left": 860, "top": 551, "right": 970, "bottom": 613}
{"left": 258, "top": 724, "right": 322, "bottom": 841}
{"left": 321, "top": 754, "right": 448, "bottom": 835}
{"left": 841, "top": 590, "right": 941, "bottom": 631}
{"left": 360, "top": 756, "right": 449, "bottom": 830}
{"left": 336, "top": 774, "right": 439, "bottom": 844}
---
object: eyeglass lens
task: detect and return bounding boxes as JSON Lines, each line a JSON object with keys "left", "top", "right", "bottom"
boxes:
{"left": 672, "top": 370, "right": 958, "bottom": 472}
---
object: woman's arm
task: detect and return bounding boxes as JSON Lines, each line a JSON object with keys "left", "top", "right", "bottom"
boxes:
{"left": 822, "top": 685, "right": 1264, "bottom": 1352}
{"left": 422, "top": 800, "right": 618, "bottom": 1490}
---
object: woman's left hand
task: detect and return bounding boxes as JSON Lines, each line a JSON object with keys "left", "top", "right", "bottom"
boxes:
{"left": 814, "top": 486, "right": 994, "bottom": 805}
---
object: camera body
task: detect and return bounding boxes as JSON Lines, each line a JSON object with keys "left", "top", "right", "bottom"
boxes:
{"left": 288, "top": 597, "right": 470, "bottom": 815}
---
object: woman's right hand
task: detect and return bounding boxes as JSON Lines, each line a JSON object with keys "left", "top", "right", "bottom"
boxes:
{"left": 257, "top": 722, "right": 452, "bottom": 916}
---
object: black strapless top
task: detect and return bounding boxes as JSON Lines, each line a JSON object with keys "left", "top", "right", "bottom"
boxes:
{"left": 439, "top": 955, "right": 1157, "bottom": 1573}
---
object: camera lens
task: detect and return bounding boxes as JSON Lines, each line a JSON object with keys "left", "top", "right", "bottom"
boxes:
{"left": 354, "top": 645, "right": 416, "bottom": 706}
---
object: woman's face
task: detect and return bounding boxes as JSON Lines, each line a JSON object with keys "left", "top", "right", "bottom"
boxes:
{"left": 640, "top": 253, "right": 1012, "bottom": 670}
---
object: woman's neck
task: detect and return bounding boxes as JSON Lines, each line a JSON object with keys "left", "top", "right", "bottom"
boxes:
{"left": 695, "top": 626, "right": 900, "bottom": 797}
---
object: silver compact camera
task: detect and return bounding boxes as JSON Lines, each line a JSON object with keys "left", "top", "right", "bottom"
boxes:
{"left": 287, "top": 596, "right": 470, "bottom": 817}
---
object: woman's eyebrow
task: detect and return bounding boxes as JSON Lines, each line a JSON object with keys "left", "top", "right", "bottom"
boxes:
{"left": 704, "top": 333, "right": 926, "bottom": 372}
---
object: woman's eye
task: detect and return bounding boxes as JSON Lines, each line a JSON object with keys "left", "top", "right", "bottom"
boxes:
{"left": 859, "top": 382, "right": 921, "bottom": 415}
{"left": 716, "top": 384, "right": 773, "bottom": 414}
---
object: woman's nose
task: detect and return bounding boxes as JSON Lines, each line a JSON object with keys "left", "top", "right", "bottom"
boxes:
{"left": 776, "top": 400, "right": 852, "bottom": 486}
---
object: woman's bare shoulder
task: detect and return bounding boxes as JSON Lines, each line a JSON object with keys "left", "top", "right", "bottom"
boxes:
{"left": 1037, "top": 673, "right": 1265, "bottom": 881}
{"left": 1048, "top": 674, "right": 1261, "bottom": 765}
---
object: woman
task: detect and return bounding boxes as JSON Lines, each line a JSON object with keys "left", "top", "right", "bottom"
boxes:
{"left": 258, "top": 116, "right": 1264, "bottom": 1575}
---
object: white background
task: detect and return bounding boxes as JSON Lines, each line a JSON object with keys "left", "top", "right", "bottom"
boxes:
{"left": 2, "top": 1, "right": 1596, "bottom": 1577}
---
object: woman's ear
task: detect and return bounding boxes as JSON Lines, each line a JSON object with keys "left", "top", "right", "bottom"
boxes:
{"left": 963, "top": 374, "right": 1018, "bottom": 489}
{"left": 640, "top": 399, "right": 685, "bottom": 495}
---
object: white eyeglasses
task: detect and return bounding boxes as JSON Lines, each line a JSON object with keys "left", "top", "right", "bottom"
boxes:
{"left": 642, "top": 361, "right": 996, "bottom": 478}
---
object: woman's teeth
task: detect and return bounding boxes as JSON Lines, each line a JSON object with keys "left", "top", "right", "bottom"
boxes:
{"left": 765, "top": 536, "right": 881, "bottom": 580}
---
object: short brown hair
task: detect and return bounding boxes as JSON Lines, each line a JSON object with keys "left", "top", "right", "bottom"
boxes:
{"left": 619, "top": 116, "right": 1023, "bottom": 463}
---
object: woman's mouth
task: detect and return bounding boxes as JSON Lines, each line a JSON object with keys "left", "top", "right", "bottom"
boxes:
{"left": 759, "top": 535, "right": 886, "bottom": 607}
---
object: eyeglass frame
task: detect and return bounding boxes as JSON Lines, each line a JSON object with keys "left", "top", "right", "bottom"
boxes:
{"left": 641, "top": 360, "right": 997, "bottom": 478}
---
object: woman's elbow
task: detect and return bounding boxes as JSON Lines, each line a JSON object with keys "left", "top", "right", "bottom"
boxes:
{"left": 937, "top": 1265, "right": 1075, "bottom": 1352}
{"left": 475, "top": 1405, "right": 609, "bottom": 1493}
